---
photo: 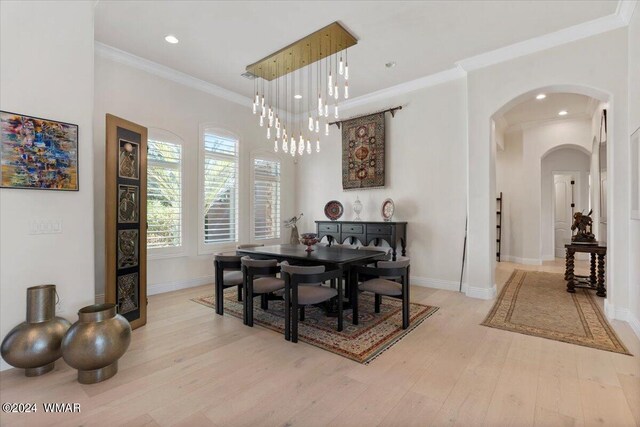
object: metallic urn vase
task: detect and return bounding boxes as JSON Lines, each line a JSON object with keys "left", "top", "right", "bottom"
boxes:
{"left": 62, "top": 303, "right": 131, "bottom": 384}
{"left": 1, "top": 285, "right": 71, "bottom": 376}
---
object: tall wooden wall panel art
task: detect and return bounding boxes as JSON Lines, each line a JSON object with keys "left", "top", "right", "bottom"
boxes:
{"left": 105, "top": 114, "right": 147, "bottom": 329}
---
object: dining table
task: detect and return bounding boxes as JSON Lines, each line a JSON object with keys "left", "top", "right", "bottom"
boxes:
{"left": 235, "top": 244, "right": 387, "bottom": 324}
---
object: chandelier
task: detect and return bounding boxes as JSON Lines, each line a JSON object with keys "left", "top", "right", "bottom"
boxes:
{"left": 246, "top": 22, "right": 357, "bottom": 156}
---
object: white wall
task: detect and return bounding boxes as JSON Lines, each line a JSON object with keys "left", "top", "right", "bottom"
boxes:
{"left": 496, "top": 119, "right": 592, "bottom": 263}
{"left": 628, "top": 6, "right": 640, "bottom": 336}
{"left": 295, "top": 79, "right": 468, "bottom": 290}
{"left": 467, "top": 28, "right": 630, "bottom": 309}
{"left": 93, "top": 55, "right": 295, "bottom": 297}
{"left": 0, "top": 1, "right": 95, "bottom": 371}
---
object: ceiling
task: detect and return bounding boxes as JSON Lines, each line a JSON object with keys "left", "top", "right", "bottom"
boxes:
{"left": 95, "top": 1, "right": 618, "bottom": 103}
{"left": 501, "top": 93, "right": 597, "bottom": 130}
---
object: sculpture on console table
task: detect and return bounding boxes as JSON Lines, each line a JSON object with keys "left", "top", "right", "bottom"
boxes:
{"left": 571, "top": 210, "right": 596, "bottom": 244}
{"left": 284, "top": 213, "right": 303, "bottom": 245}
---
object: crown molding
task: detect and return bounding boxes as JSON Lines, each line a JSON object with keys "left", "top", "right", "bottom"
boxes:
{"left": 617, "top": 0, "right": 638, "bottom": 24}
{"left": 95, "top": 42, "right": 251, "bottom": 108}
{"left": 457, "top": 1, "right": 631, "bottom": 72}
{"left": 339, "top": 66, "right": 466, "bottom": 112}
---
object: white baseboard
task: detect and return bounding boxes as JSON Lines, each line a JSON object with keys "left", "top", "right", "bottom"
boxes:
{"left": 406, "top": 275, "right": 497, "bottom": 300}
{"left": 501, "top": 255, "right": 542, "bottom": 265}
{"left": 604, "top": 300, "right": 640, "bottom": 341}
{"left": 148, "top": 275, "right": 214, "bottom": 296}
{"left": 464, "top": 284, "right": 498, "bottom": 300}
{"left": 411, "top": 276, "right": 461, "bottom": 292}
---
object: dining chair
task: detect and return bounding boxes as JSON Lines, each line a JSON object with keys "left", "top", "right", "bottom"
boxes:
{"left": 213, "top": 254, "right": 243, "bottom": 315}
{"left": 241, "top": 256, "right": 285, "bottom": 327}
{"left": 281, "top": 262, "right": 344, "bottom": 342}
{"left": 351, "top": 258, "right": 411, "bottom": 328}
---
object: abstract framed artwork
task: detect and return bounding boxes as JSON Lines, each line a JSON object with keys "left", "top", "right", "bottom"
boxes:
{"left": 342, "top": 112, "right": 385, "bottom": 190}
{"left": 0, "top": 111, "right": 79, "bottom": 190}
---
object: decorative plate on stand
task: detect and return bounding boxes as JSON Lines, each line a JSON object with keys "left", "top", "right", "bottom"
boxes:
{"left": 324, "top": 200, "right": 344, "bottom": 221}
{"left": 381, "top": 198, "right": 395, "bottom": 222}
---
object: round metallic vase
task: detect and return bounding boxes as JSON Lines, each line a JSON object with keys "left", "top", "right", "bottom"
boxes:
{"left": 1, "top": 285, "right": 71, "bottom": 377}
{"left": 62, "top": 303, "right": 131, "bottom": 384}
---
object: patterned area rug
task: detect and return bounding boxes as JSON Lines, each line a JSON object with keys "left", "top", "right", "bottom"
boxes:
{"left": 192, "top": 289, "right": 439, "bottom": 364}
{"left": 483, "top": 270, "right": 630, "bottom": 355}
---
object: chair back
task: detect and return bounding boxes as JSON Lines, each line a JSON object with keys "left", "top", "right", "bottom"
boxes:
{"left": 241, "top": 256, "right": 280, "bottom": 278}
{"left": 377, "top": 257, "right": 410, "bottom": 269}
{"left": 280, "top": 261, "right": 325, "bottom": 286}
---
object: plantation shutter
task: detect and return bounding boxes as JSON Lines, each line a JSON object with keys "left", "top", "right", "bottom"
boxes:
{"left": 203, "top": 131, "right": 239, "bottom": 244}
{"left": 253, "top": 157, "right": 281, "bottom": 240}
{"left": 147, "top": 139, "right": 182, "bottom": 249}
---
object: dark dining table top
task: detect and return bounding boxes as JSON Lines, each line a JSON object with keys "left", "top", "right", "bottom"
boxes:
{"left": 236, "top": 244, "right": 386, "bottom": 264}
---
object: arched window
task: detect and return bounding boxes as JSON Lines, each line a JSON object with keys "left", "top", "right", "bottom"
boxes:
{"left": 201, "top": 127, "right": 239, "bottom": 245}
{"left": 252, "top": 155, "right": 281, "bottom": 241}
{"left": 147, "top": 129, "right": 183, "bottom": 251}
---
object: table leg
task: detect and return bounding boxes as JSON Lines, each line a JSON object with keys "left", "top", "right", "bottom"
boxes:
{"left": 350, "top": 267, "right": 359, "bottom": 325}
{"left": 596, "top": 253, "right": 606, "bottom": 297}
{"left": 590, "top": 253, "right": 597, "bottom": 287}
{"left": 566, "top": 248, "right": 576, "bottom": 293}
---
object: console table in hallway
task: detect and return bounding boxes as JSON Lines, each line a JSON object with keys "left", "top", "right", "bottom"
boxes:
{"left": 315, "top": 220, "right": 407, "bottom": 260}
{"left": 564, "top": 242, "right": 607, "bottom": 297}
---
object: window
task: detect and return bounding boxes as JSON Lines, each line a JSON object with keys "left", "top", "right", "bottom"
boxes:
{"left": 202, "top": 129, "right": 239, "bottom": 244}
{"left": 147, "top": 137, "right": 182, "bottom": 249}
{"left": 253, "top": 157, "right": 281, "bottom": 240}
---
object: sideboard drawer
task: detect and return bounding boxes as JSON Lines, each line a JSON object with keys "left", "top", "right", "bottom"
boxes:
{"left": 366, "top": 224, "right": 392, "bottom": 234}
{"left": 318, "top": 223, "right": 339, "bottom": 233}
{"left": 342, "top": 224, "right": 364, "bottom": 234}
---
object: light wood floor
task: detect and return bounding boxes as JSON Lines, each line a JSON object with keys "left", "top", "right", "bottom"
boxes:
{"left": 1, "top": 261, "right": 638, "bottom": 427}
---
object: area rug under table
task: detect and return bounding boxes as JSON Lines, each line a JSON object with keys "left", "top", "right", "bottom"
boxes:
{"left": 192, "top": 290, "right": 439, "bottom": 364}
{"left": 482, "top": 269, "right": 630, "bottom": 355}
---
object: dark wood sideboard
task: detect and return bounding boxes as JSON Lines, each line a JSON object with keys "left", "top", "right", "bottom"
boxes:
{"left": 315, "top": 220, "right": 407, "bottom": 260}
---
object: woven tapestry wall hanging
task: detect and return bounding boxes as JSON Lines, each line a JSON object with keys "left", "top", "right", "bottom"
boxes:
{"left": 342, "top": 112, "right": 385, "bottom": 190}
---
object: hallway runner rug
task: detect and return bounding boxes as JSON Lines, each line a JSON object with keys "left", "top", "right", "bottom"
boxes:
{"left": 482, "top": 269, "right": 630, "bottom": 355}
{"left": 192, "top": 290, "right": 439, "bottom": 364}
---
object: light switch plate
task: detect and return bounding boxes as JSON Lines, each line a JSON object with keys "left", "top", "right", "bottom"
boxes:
{"left": 29, "top": 219, "right": 63, "bottom": 235}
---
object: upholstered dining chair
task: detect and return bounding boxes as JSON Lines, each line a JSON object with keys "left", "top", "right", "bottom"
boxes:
{"left": 280, "top": 262, "right": 344, "bottom": 342}
{"left": 241, "top": 256, "right": 285, "bottom": 327}
{"left": 213, "top": 254, "right": 243, "bottom": 315}
{"left": 351, "top": 258, "right": 411, "bottom": 329}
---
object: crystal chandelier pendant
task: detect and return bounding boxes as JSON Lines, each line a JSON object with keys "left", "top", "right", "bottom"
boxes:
{"left": 315, "top": 120, "right": 319, "bottom": 133}
{"left": 283, "top": 138, "right": 288, "bottom": 152}
{"left": 345, "top": 64, "right": 349, "bottom": 80}
{"left": 266, "top": 127, "right": 271, "bottom": 139}
{"left": 274, "top": 140, "right": 278, "bottom": 152}
{"left": 318, "top": 95, "right": 322, "bottom": 112}
{"left": 316, "top": 139, "right": 320, "bottom": 152}
{"left": 308, "top": 116, "right": 313, "bottom": 131}
{"left": 290, "top": 137, "right": 296, "bottom": 155}
{"left": 328, "top": 73, "right": 333, "bottom": 96}
{"left": 306, "top": 140, "right": 311, "bottom": 154}
{"left": 334, "top": 84, "right": 339, "bottom": 100}
{"left": 276, "top": 127, "right": 281, "bottom": 138}
{"left": 324, "top": 104, "right": 328, "bottom": 117}
{"left": 252, "top": 103, "right": 257, "bottom": 115}
{"left": 325, "top": 123, "right": 329, "bottom": 136}
{"left": 339, "top": 56, "right": 344, "bottom": 75}
{"left": 260, "top": 116, "right": 264, "bottom": 127}
{"left": 334, "top": 105, "right": 339, "bottom": 119}
{"left": 345, "top": 82, "right": 349, "bottom": 99}
{"left": 298, "top": 134, "right": 304, "bottom": 155}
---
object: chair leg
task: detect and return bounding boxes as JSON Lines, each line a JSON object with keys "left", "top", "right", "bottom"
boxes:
{"left": 374, "top": 294, "right": 381, "bottom": 313}
{"left": 247, "top": 279, "right": 254, "bottom": 327}
{"left": 261, "top": 293, "right": 268, "bottom": 310}
{"left": 284, "top": 280, "right": 291, "bottom": 341}
{"left": 292, "top": 285, "right": 299, "bottom": 343}
{"left": 299, "top": 306, "right": 305, "bottom": 322}
{"left": 215, "top": 282, "right": 223, "bottom": 316}
{"left": 242, "top": 277, "right": 248, "bottom": 325}
{"left": 337, "top": 278, "right": 343, "bottom": 332}
{"left": 237, "top": 284, "right": 243, "bottom": 301}
{"left": 351, "top": 269, "right": 359, "bottom": 325}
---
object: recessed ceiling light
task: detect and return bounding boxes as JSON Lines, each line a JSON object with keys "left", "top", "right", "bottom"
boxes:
{"left": 558, "top": 110, "right": 568, "bottom": 116}
{"left": 536, "top": 93, "right": 546, "bottom": 100}
{"left": 385, "top": 61, "right": 396, "bottom": 68}
{"left": 294, "top": 94, "right": 302, "bottom": 99}
{"left": 164, "top": 35, "right": 179, "bottom": 44}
